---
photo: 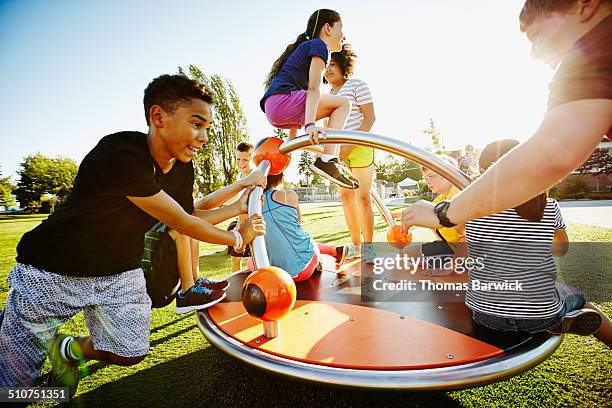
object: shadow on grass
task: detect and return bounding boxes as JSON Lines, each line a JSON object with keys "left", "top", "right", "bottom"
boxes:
{"left": 73, "top": 347, "right": 461, "bottom": 408}
{"left": 149, "top": 313, "right": 193, "bottom": 335}
{"left": 83, "top": 323, "right": 199, "bottom": 378}
{"left": 149, "top": 325, "right": 197, "bottom": 348}
{"left": 0, "top": 217, "right": 46, "bottom": 223}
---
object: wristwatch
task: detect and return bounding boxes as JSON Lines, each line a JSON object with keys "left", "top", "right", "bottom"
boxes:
{"left": 434, "top": 200, "right": 457, "bottom": 228}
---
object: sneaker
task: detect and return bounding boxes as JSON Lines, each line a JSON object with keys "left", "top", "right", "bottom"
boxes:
{"left": 196, "top": 277, "right": 230, "bottom": 291}
{"left": 344, "top": 243, "right": 360, "bottom": 260}
{"left": 309, "top": 158, "right": 359, "bottom": 189}
{"left": 47, "top": 334, "right": 83, "bottom": 398}
{"left": 176, "top": 285, "right": 226, "bottom": 314}
{"left": 334, "top": 245, "right": 347, "bottom": 264}
{"left": 548, "top": 309, "right": 601, "bottom": 336}
{"left": 363, "top": 243, "right": 377, "bottom": 265}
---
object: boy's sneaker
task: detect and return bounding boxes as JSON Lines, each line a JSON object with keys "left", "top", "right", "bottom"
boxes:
{"left": 363, "top": 243, "right": 377, "bottom": 265}
{"left": 548, "top": 309, "right": 601, "bottom": 336}
{"left": 176, "top": 285, "right": 226, "bottom": 314}
{"left": 344, "top": 243, "right": 360, "bottom": 260}
{"left": 334, "top": 245, "right": 347, "bottom": 264}
{"left": 196, "top": 277, "right": 230, "bottom": 291}
{"left": 47, "top": 334, "right": 83, "bottom": 398}
{"left": 310, "top": 158, "right": 359, "bottom": 189}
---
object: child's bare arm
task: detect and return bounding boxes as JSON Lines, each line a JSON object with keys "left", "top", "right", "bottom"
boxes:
{"left": 357, "top": 102, "right": 375, "bottom": 132}
{"left": 195, "top": 171, "right": 266, "bottom": 210}
{"left": 192, "top": 205, "right": 240, "bottom": 225}
{"left": 128, "top": 191, "right": 264, "bottom": 246}
{"left": 402, "top": 99, "right": 612, "bottom": 229}
{"left": 447, "top": 100, "right": 612, "bottom": 224}
{"left": 552, "top": 229, "right": 569, "bottom": 257}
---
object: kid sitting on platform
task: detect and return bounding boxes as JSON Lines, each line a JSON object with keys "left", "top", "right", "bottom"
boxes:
{"left": 401, "top": 157, "right": 466, "bottom": 267}
{"left": 247, "top": 173, "right": 345, "bottom": 281}
{"left": 142, "top": 169, "right": 266, "bottom": 314}
{"left": 465, "top": 139, "right": 611, "bottom": 346}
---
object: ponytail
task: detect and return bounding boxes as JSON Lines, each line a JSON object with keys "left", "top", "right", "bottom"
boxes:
{"left": 264, "top": 9, "right": 341, "bottom": 89}
{"left": 265, "top": 32, "right": 310, "bottom": 88}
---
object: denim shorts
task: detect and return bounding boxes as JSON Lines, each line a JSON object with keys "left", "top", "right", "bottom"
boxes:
{"left": 471, "top": 283, "right": 586, "bottom": 333}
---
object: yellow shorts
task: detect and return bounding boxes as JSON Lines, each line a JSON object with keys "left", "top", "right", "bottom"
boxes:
{"left": 345, "top": 146, "right": 374, "bottom": 168}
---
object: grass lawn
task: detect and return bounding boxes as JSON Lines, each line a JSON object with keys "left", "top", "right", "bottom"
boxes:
{"left": 0, "top": 207, "right": 610, "bottom": 408}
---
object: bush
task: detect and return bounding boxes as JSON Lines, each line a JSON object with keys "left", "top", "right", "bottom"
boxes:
{"left": 573, "top": 192, "right": 588, "bottom": 200}
{"left": 549, "top": 186, "right": 562, "bottom": 200}
{"left": 561, "top": 175, "right": 591, "bottom": 196}
{"left": 586, "top": 192, "right": 612, "bottom": 200}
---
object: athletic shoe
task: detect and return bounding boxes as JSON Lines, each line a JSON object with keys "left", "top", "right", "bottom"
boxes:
{"left": 196, "top": 277, "right": 230, "bottom": 291}
{"left": 47, "top": 334, "right": 83, "bottom": 398}
{"left": 176, "top": 285, "right": 226, "bottom": 314}
{"left": 344, "top": 243, "right": 360, "bottom": 260}
{"left": 548, "top": 309, "right": 601, "bottom": 336}
{"left": 334, "top": 245, "right": 347, "bottom": 264}
{"left": 309, "top": 158, "right": 359, "bottom": 189}
{"left": 363, "top": 243, "right": 377, "bottom": 265}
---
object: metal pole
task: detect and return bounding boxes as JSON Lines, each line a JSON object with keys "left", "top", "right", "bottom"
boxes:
{"left": 293, "top": 133, "right": 471, "bottom": 226}
{"left": 247, "top": 160, "right": 271, "bottom": 270}
{"left": 280, "top": 131, "right": 471, "bottom": 190}
{"left": 371, "top": 189, "right": 396, "bottom": 227}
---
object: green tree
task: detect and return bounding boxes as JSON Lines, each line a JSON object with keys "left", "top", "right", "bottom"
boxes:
{"left": 577, "top": 147, "right": 612, "bottom": 175}
{"left": 577, "top": 147, "right": 612, "bottom": 191}
{"left": 15, "top": 154, "right": 78, "bottom": 213}
{"left": 422, "top": 119, "right": 445, "bottom": 155}
{"left": 328, "top": 182, "right": 338, "bottom": 196}
{"left": 311, "top": 174, "right": 324, "bottom": 185}
{"left": 561, "top": 175, "right": 591, "bottom": 197}
{"left": 400, "top": 159, "right": 422, "bottom": 183}
{"left": 181, "top": 65, "right": 249, "bottom": 195}
{"left": 376, "top": 154, "right": 421, "bottom": 184}
{"left": 0, "top": 167, "right": 16, "bottom": 207}
{"left": 274, "top": 128, "right": 287, "bottom": 139}
{"left": 298, "top": 151, "right": 315, "bottom": 186}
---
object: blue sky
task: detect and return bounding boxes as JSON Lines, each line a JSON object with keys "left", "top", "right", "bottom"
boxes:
{"left": 0, "top": 0, "right": 553, "bottom": 182}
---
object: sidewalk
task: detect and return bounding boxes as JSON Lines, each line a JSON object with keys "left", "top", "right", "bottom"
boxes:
{"left": 558, "top": 200, "right": 612, "bottom": 229}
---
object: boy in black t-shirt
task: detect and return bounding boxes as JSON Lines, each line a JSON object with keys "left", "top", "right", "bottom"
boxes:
{"left": 401, "top": 0, "right": 611, "bottom": 229}
{"left": 0, "top": 74, "right": 266, "bottom": 394}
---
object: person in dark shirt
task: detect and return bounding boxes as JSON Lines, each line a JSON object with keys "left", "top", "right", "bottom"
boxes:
{"left": 141, "top": 168, "right": 265, "bottom": 313}
{"left": 0, "top": 74, "right": 266, "bottom": 393}
{"left": 402, "top": 0, "right": 611, "bottom": 234}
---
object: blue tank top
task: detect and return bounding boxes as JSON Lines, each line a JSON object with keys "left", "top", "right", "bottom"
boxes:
{"left": 261, "top": 189, "right": 315, "bottom": 277}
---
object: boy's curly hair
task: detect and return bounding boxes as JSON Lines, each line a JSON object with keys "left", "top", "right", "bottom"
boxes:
{"left": 143, "top": 74, "right": 214, "bottom": 125}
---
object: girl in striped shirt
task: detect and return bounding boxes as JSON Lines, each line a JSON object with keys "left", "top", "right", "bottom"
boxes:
{"left": 323, "top": 44, "right": 377, "bottom": 263}
{"left": 466, "top": 139, "right": 611, "bottom": 346}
